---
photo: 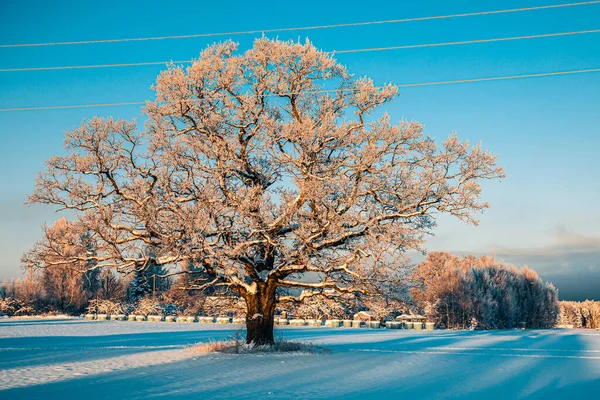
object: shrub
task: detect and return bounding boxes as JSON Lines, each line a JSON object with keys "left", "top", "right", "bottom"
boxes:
{"left": 0, "top": 297, "right": 19, "bottom": 316}
{"left": 0, "top": 297, "right": 37, "bottom": 316}
{"left": 133, "top": 297, "right": 163, "bottom": 315}
{"left": 87, "top": 299, "right": 123, "bottom": 314}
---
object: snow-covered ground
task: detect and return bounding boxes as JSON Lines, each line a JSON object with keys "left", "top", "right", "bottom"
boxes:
{"left": 1, "top": 319, "right": 599, "bottom": 399}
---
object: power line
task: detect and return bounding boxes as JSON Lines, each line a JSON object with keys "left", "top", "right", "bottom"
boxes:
{"left": 2, "top": 29, "right": 599, "bottom": 73}
{"left": 0, "top": 60, "right": 183, "bottom": 72}
{"left": 334, "top": 28, "right": 600, "bottom": 53}
{"left": 395, "top": 67, "right": 600, "bottom": 87}
{"left": 0, "top": 101, "right": 146, "bottom": 112}
{"left": 0, "top": 61, "right": 182, "bottom": 73}
{"left": 2, "top": 67, "right": 599, "bottom": 112}
{"left": 1, "top": 1, "right": 599, "bottom": 48}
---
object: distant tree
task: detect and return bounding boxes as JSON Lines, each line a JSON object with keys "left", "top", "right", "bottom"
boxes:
{"left": 22, "top": 218, "right": 94, "bottom": 313}
{"left": 412, "top": 252, "right": 463, "bottom": 326}
{"left": 28, "top": 38, "right": 503, "bottom": 344}
{"left": 97, "top": 269, "right": 126, "bottom": 300}
{"left": 2, "top": 279, "right": 18, "bottom": 299}
{"left": 0, "top": 280, "right": 7, "bottom": 299}
{"left": 82, "top": 268, "right": 101, "bottom": 300}
{"left": 127, "top": 250, "right": 172, "bottom": 302}
{"left": 39, "top": 264, "right": 87, "bottom": 313}
{"left": 413, "top": 252, "right": 558, "bottom": 329}
{"left": 16, "top": 268, "right": 44, "bottom": 311}
{"left": 127, "top": 270, "right": 152, "bottom": 302}
{"left": 0, "top": 277, "right": 42, "bottom": 316}
{"left": 543, "top": 283, "right": 560, "bottom": 327}
{"left": 560, "top": 300, "right": 600, "bottom": 329}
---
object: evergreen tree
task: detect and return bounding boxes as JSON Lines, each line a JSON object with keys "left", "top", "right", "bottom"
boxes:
{"left": 128, "top": 270, "right": 152, "bottom": 302}
{"left": 127, "top": 250, "right": 172, "bottom": 301}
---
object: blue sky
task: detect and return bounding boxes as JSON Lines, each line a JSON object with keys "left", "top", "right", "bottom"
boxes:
{"left": 0, "top": 0, "right": 599, "bottom": 300}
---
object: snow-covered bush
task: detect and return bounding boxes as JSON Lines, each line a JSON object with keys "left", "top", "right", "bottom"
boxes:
{"left": 0, "top": 297, "right": 36, "bottom": 316}
{"left": 87, "top": 299, "right": 123, "bottom": 315}
{"left": 0, "top": 297, "right": 19, "bottom": 316}
{"left": 133, "top": 297, "right": 163, "bottom": 316}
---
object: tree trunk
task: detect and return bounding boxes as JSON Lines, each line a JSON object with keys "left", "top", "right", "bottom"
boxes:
{"left": 244, "top": 283, "right": 277, "bottom": 345}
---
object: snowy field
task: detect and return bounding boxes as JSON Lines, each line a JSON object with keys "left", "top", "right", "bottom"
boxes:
{"left": 1, "top": 319, "right": 600, "bottom": 399}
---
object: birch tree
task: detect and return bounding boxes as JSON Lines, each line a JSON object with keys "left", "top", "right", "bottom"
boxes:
{"left": 29, "top": 38, "right": 504, "bottom": 344}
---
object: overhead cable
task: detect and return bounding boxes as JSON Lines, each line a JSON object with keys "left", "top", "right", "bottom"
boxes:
{"left": 2, "top": 67, "right": 599, "bottom": 112}
{"left": 1, "top": 1, "right": 599, "bottom": 48}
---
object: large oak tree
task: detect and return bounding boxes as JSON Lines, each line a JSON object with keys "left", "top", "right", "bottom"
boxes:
{"left": 30, "top": 38, "right": 504, "bottom": 344}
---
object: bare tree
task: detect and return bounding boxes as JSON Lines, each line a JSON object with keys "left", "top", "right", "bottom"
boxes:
{"left": 22, "top": 218, "right": 92, "bottom": 313}
{"left": 29, "top": 38, "right": 504, "bottom": 344}
{"left": 97, "top": 269, "right": 126, "bottom": 300}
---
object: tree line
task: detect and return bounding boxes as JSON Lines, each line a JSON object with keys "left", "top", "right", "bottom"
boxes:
{"left": 559, "top": 300, "right": 600, "bottom": 329}
{"left": 411, "top": 252, "right": 559, "bottom": 329}
{"left": 0, "top": 259, "right": 242, "bottom": 318}
{"left": 2, "top": 218, "right": 560, "bottom": 331}
{"left": 0, "top": 217, "right": 248, "bottom": 318}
